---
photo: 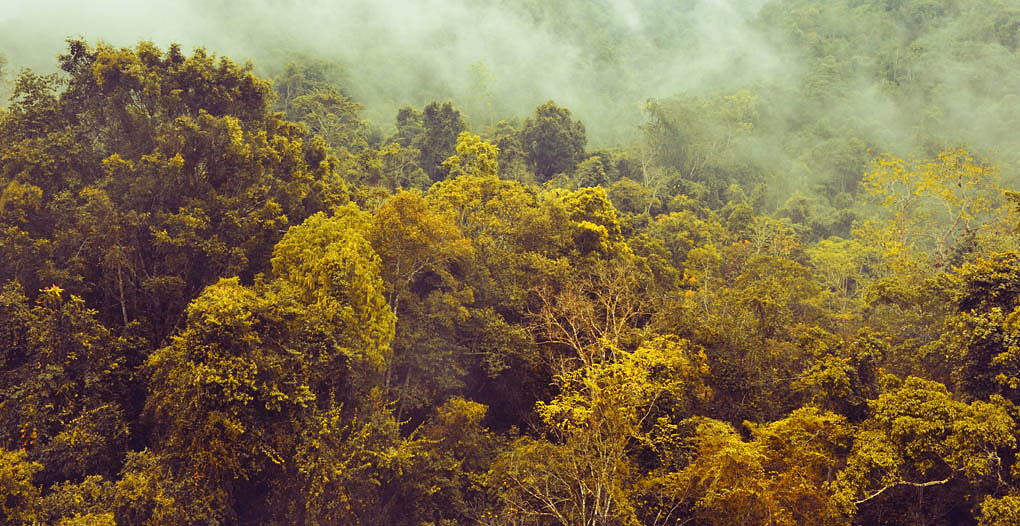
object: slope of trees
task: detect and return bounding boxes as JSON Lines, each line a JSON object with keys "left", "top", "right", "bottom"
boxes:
{"left": 2, "top": 4, "right": 1020, "bottom": 522}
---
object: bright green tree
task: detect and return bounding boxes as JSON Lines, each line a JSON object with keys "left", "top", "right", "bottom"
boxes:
{"left": 0, "top": 448, "right": 41, "bottom": 526}
{"left": 489, "top": 336, "right": 710, "bottom": 526}
{"left": 0, "top": 40, "right": 345, "bottom": 343}
{"left": 835, "top": 377, "right": 1016, "bottom": 522}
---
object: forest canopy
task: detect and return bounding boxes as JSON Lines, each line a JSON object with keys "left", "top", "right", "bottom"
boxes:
{"left": 4, "top": 1, "right": 1020, "bottom": 525}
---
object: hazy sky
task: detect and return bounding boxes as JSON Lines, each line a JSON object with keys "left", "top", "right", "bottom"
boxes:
{"left": 0, "top": 0, "right": 785, "bottom": 144}
{"left": 5, "top": 0, "right": 1020, "bottom": 203}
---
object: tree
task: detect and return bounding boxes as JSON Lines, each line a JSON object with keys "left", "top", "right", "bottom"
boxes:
{"left": 488, "top": 119, "right": 530, "bottom": 181}
{"left": 421, "top": 101, "right": 467, "bottom": 181}
{"left": 557, "top": 186, "right": 626, "bottom": 257}
{"left": 426, "top": 174, "right": 549, "bottom": 424}
{"left": 426, "top": 174, "right": 537, "bottom": 250}
{"left": 834, "top": 377, "right": 1016, "bottom": 523}
{"left": 641, "top": 90, "right": 760, "bottom": 191}
{"left": 793, "top": 328, "right": 887, "bottom": 421}
{"left": 288, "top": 87, "right": 368, "bottom": 153}
{"left": 388, "top": 105, "right": 424, "bottom": 149}
{"left": 271, "top": 392, "right": 419, "bottom": 526}
{"left": 366, "top": 191, "right": 475, "bottom": 419}
{"left": 270, "top": 55, "right": 348, "bottom": 121}
{"left": 533, "top": 258, "right": 649, "bottom": 368}
{"left": 341, "top": 141, "right": 429, "bottom": 192}
{"left": 38, "top": 475, "right": 116, "bottom": 526}
{"left": 142, "top": 207, "right": 396, "bottom": 523}
{"left": 921, "top": 251, "right": 1020, "bottom": 402}
{"left": 980, "top": 494, "right": 1020, "bottom": 526}
{"left": 575, "top": 156, "right": 610, "bottom": 188}
{"left": 860, "top": 148, "right": 1005, "bottom": 269}
{"left": 269, "top": 207, "right": 395, "bottom": 377}
{"left": 465, "top": 61, "right": 497, "bottom": 128}
{"left": 143, "top": 278, "right": 316, "bottom": 522}
{"left": 608, "top": 177, "right": 659, "bottom": 217}
{"left": 520, "top": 101, "right": 586, "bottom": 181}
{"left": 442, "top": 131, "right": 500, "bottom": 179}
{"left": 672, "top": 252, "right": 823, "bottom": 422}
{"left": 488, "top": 336, "right": 710, "bottom": 526}
{"left": 107, "top": 450, "right": 221, "bottom": 526}
{"left": 807, "top": 236, "right": 872, "bottom": 324}
{"left": 653, "top": 408, "right": 850, "bottom": 526}
{"left": 0, "top": 284, "right": 133, "bottom": 486}
{"left": 410, "top": 398, "right": 501, "bottom": 525}
{"left": 0, "top": 448, "right": 41, "bottom": 526}
{"left": 0, "top": 40, "right": 344, "bottom": 343}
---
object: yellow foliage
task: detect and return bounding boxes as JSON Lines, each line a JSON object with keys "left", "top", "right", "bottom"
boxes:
{"left": 860, "top": 147, "right": 1005, "bottom": 268}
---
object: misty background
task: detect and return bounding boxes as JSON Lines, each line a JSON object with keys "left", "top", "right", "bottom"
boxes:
{"left": 0, "top": 0, "right": 781, "bottom": 143}
{"left": 2, "top": 0, "right": 1020, "bottom": 201}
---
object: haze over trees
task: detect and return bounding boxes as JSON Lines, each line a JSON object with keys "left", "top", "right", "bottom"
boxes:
{"left": 4, "top": 1, "right": 1020, "bottom": 525}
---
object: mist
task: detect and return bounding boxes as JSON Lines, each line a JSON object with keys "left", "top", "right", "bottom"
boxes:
{"left": 0, "top": 0, "right": 789, "bottom": 144}
{"left": 2, "top": 0, "right": 1019, "bottom": 200}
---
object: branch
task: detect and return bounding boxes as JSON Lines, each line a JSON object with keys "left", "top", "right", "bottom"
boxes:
{"left": 855, "top": 475, "right": 954, "bottom": 505}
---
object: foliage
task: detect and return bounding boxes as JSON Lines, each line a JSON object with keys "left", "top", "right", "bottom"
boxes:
{"left": 860, "top": 148, "right": 1004, "bottom": 268}
{"left": 0, "top": 39, "right": 345, "bottom": 344}
{"left": 834, "top": 377, "right": 1016, "bottom": 520}
{"left": 4, "top": 23, "right": 1020, "bottom": 526}
{"left": 421, "top": 101, "right": 467, "bottom": 181}
{"left": 655, "top": 408, "right": 850, "bottom": 526}
{"left": 0, "top": 448, "right": 41, "bottom": 525}
{"left": 520, "top": 101, "right": 586, "bottom": 181}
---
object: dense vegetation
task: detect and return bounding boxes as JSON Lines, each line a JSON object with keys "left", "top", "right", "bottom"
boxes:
{"left": 4, "top": 1, "right": 1020, "bottom": 525}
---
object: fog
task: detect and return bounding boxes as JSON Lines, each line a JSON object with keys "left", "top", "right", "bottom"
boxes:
{"left": 2, "top": 0, "right": 1020, "bottom": 193}
{"left": 0, "top": 0, "right": 788, "bottom": 145}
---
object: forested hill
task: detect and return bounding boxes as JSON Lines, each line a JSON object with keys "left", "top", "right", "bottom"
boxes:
{"left": 3, "top": 1, "right": 1020, "bottom": 525}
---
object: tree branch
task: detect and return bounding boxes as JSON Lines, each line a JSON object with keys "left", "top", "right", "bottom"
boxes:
{"left": 855, "top": 475, "right": 954, "bottom": 505}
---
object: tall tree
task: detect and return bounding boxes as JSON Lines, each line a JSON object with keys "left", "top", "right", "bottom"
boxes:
{"left": 520, "top": 101, "right": 586, "bottom": 181}
{"left": 834, "top": 377, "right": 1016, "bottom": 524}
{"left": 141, "top": 207, "right": 396, "bottom": 524}
{"left": 0, "top": 40, "right": 347, "bottom": 342}
{"left": 420, "top": 101, "right": 467, "bottom": 182}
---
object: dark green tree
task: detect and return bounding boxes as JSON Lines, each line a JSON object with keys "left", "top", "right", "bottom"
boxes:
{"left": 420, "top": 101, "right": 467, "bottom": 182}
{"left": 520, "top": 101, "right": 586, "bottom": 181}
{"left": 0, "top": 284, "right": 134, "bottom": 487}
